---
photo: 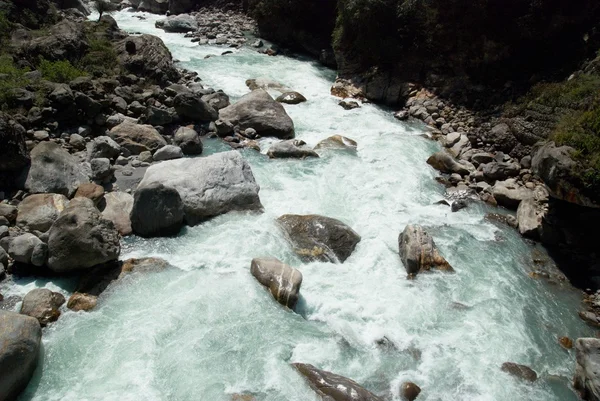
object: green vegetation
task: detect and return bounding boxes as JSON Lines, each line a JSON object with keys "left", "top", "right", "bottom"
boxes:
{"left": 79, "top": 38, "right": 119, "bottom": 77}
{"left": 0, "top": 55, "right": 29, "bottom": 108}
{"left": 39, "top": 59, "right": 87, "bottom": 83}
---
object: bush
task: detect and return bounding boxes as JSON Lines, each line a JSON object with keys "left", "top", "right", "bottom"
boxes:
{"left": 39, "top": 59, "right": 86, "bottom": 83}
{"left": 79, "top": 38, "right": 119, "bottom": 77}
{"left": 0, "top": 55, "right": 30, "bottom": 110}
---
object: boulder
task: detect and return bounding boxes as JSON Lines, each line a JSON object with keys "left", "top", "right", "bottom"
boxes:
{"left": 267, "top": 140, "right": 319, "bottom": 159}
{"left": 314, "top": 135, "right": 358, "bottom": 151}
{"left": 20, "top": 288, "right": 65, "bottom": 326}
{"left": 276, "top": 91, "right": 307, "bottom": 105}
{"left": 69, "top": 133, "right": 86, "bottom": 150}
{"left": 7, "top": 233, "right": 47, "bottom": 267}
{"left": 156, "top": 14, "right": 198, "bottom": 33}
{"left": 137, "top": 151, "right": 262, "bottom": 225}
{"left": 17, "top": 194, "right": 69, "bottom": 233}
{"left": 174, "top": 126, "right": 203, "bottom": 155}
{"left": 74, "top": 183, "right": 105, "bottom": 205}
{"left": 400, "top": 382, "right": 421, "bottom": 401}
{"left": 0, "top": 311, "right": 41, "bottom": 401}
{"left": 492, "top": 180, "right": 533, "bottom": 209}
{"left": 293, "top": 363, "right": 383, "bottom": 401}
{"left": 0, "top": 112, "right": 29, "bottom": 187}
{"left": 67, "top": 293, "right": 97, "bottom": 312}
{"left": 18, "top": 19, "right": 87, "bottom": 65}
{"left": 21, "top": 142, "right": 90, "bottom": 197}
{"left": 277, "top": 214, "right": 361, "bottom": 263}
{"left": 501, "top": 362, "right": 537, "bottom": 382}
{"left": 427, "top": 151, "right": 473, "bottom": 176}
{"left": 219, "top": 90, "right": 295, "bottom": 139}
{"left": 0, "top": 204, "right": 17, "bottom": 224}
{"left": 116, "top": 34, "right": 180, "bottom": 83}
{"left": 339, "top": 99, "right": 360, "bottom": 110}
{"left": 574, "top": 338, "right": 600, "bottom": 401}
{"left": 88, "top": 136, "right": 122, "bottom": 161}
{"left": 398, "top": 224, "right": 453, "bottom": 275}
{"left": 109, "top": 121, "right": 167, "bottom": 154}
{"left": 144, "top": 106, "right": 175, "bottom": 126}
{"left": 202, "top": 91, "right": 231, "bottom": 111}
{"left": 47, "top": 198, "right": 121, "bottom": 273}
{"left": 250, "top": 257, "right": 302, "bottom": 309}
{"left": 516, "top": 187, "right": 549, "bottom": 239}
{"left": 101, "top": 192, "right": 134, "bottom": 236}
{"left": 173, "top": 93, "right": 218, "bottom": 122}
{"left": 482, "top": 161, "right": 521, "bottom": 181}
{"left": 245, "top": 78, "right": 291, "bottom": 93}
{"left": 138, "top": 0, "right": 168, "bottom": 13}
{"left": 153, "top": 145, "right": 184, "bottom": 161}
{"left": 91, "top": 158, "right": 113, "bottom": 183}
{"left": 130, "top": 183, "right": 184, "bottom": 237}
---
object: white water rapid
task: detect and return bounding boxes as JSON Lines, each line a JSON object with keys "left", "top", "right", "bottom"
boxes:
{"left": 9, "top": 9, "right": 596, "bottom": 401}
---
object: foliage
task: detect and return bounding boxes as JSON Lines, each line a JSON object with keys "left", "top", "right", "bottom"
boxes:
{"left": 79, "top": 37, "right": 119, "bottom": 77}
{"left": 39, "top": 59, "right": 86, "bottom": 83}
{"left": 0, "top": 55, "right": 30, "bottom": 110}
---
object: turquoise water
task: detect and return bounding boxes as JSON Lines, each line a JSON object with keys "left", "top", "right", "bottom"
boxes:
{"left": 10, "top": 10, "right": 594, "bottom": 401}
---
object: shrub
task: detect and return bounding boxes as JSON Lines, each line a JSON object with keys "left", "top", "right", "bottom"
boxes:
{"left": 79, "top": 38, "right": 119, "bottom": 77}
{"left": 39, "top": 59, "right": 86, "bottom": 83}
{"left": 0, "top": 55, "right": 29, "bottom": 110}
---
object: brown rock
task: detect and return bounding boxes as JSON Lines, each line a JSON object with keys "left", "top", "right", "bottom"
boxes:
{"left": 501, "top": 362, "right": 537, "bottom": 382}
{"left": 20, "top": 288, "right": 65, "bottom": 326}
{"left": 74, "top": 183, "right": 105, "bottom": 205}
{"left": 398, "top": 224, "right": 453, "bottom": 275}
{"left": 559, "top": 336, "right": 573, "bottom": 349}
{"left": 400, "top": 382, "right": 421, "bottom": 401}
{"left": 67, "top": 293, "right": 98, "bottom": 312}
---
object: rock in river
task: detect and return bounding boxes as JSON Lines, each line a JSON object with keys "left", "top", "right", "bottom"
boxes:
{"left": 130, "top": 183, "right": 184, "bottom": 237}
{"left": 20, "top": 288, "right": 65, "bottom": 326}
{"left": 277, "top": 214, "right": 361, "bottom": 263}
{"left": 501, "top": 362, "right": 537, "bottom": 382}
{"left": 251, "top": 257, "right": 302, "bottom": 309}
{"left": 276, "top": 91, "right": 307, "bottom": 105}
{"left": 0, "top": 311, "right": 41, "bottom": 401}
{"left": 574, "top": 338, "right": 600, "bottom": 401}
{"left": 137, "top": 151, "right": 262, "bottom": 225}
{"left": 398, "top": 224, "right": 453, "bottom": 275}
{"left": 219, "top": 89, "right": 295, "bottom": 139}
{"left": 293, "top": 363, "right": 383, "bottom": 401}
{"left": 427, "top": 150, "right": 473, "bottom": 176}
{"left": 47, "top": 198, "right": 121, "bottom": 273}
{"left": 267, "top": 139, "right": 318, "bottom": 159}
{"left": 314, "top": 135, "right": 358, "bottom": 151}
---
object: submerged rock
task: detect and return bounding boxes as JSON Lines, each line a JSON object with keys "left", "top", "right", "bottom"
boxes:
{"left": 574, "top": 338, "right": 600, "bottom": 401}
{"left": 398, "top": 224, "right": 453, "bottom": 275}
{"left": 0, "top": 311, "right": 41, "bottom": 401}
{"left": 137, "top": 151, "right": 263, "bottom": 225}
{"left": 16, "top": 193, "right": 69, "bottom": 233}
{"left": 267, "top": 139, "right": 318, "bottom": 159}
{"left": 314, "top": 135, "right": 358, "bottom": 151}
{"left": 219, "top": 89, "right": 295, "bottom": 139}
{"left": 293, "top": 363, "right": 383, "bottom": 401}
{"left": 277, "top": 214, "right": 361, "bottom": 263}
{"left": 276, "top": 91, "right": 307, "bottom": 105}
{"left": 20, "top": 288, "right": 65, "bottom": 326}
{"left": 250, "top": 257, "right": 302, "bottom": 309}
{"left": 130, "top": 183, "right": 184, "bottom": 237}
{"left": 67, "top": 293, "right": 98, "bottom": 312}
{"left": 501, "top": 362, "right": 537, "bottom": 382}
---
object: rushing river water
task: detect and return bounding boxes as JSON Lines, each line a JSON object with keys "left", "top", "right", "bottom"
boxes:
{"left": 8, "top": 9, "right": 595, "bottom": 401}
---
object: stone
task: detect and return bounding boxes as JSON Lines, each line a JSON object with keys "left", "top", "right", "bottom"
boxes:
{"left": 20, "top": 288, "right": 65, "bottom": 326}
{"left": 91, "top": 158, "right": 113, "bottom": 183}
{"left": 16, "top": 194, "right": 69, "bottom": 232}
{"left": 276, "top": 91, "right": 307, "bottom": 105}
{"left": 517, "top": 191, "right": 548, "bottom": 239}
{"left": 109, "top": 121, "right": 167, "bottom": 154}
{"left": 156, "top": 14, "right": 198, "bottom": 33}
{"left": 66, "top": 293, "right": 97, "bottom": 312}
{"left": 482, "top": 161, "right": 521, "bottom": 181}
{"left": 574, "top": 338, "right": 600, "bottom": 401}
{"left": 202, "top": 91, "right": 231, "bottom": 111}
{"left": 471, "top": 152, "right": 495, "bottom": 165}
{"left": 245, "top": 78, "right": 291, "bottom": 93}
{"left": 339, "top": 99, "right": 360, "bottom": 110}
{"left": 153, "top": 145, "right": 184, "bottom": 161}
{"left": 398, "top": 224, "right": 453, "bottom": 275}
{"left": 426, "top": 151, "right": 473, "bottom": 176}
{"left": 0, "top": 112, "right": 29, "bottom": 183}
{"left": 314, "top": 135, "right": 358, "bottom": 151}
{"left": 144, "top": 106, "right": 174, "bottom": 126}
{"left": 138, "top": 151, "right": 153, "bottom": 163}
{"left": 116, "top": 34, "right": 180, "bottom": 83}
{"left": 250, "top": 258, "right": 302, "bottom": 309}
{"left": 74, "top": 183, "right": 105, "bottom": 205}
{"left": 101, "top": 192, "right": 134, "bottom": 236}
{"left": 47, "top": 198, "right": 121, "bottom": 273}
{"left": 501, "top": 362, "right": 537, "bottom": 382}
{"left": 7, "top": 233, "right": 47, "bottom": 267}
{"left": 137, "top": 151, "right": 262, "bottom": 225}
{"left": 400, "top": 382, "right": 421, "bottom": 401}
{"left": 219, "top": 90, "right": 295, "bottom": 139}
{"left": 130, "top": 183, "right": 184, "bottom": 237}
{"left": 0, "top": 311, "right": 41, "bottom": 401}
{"left": 21, "top": 142, "right": 90, "bottom": 197}
{"left": 492, "top": 180, "right": 533, "bottom": 209}
{"left": 559, "top": 336, "right": 573, "bottom": 349}
{"left": 174, "top": 126, "right": 203, "bottom": 155}
{"left": 138, "top": 0, "right": 168, "bottom": 13}
{"left": 0, "top": 204, "right": 17, "bottom": 224}
{"left": 69, "top": 133, "right": 86, "bottom": 150}
{"left": 173, "top": 93, "right": 218, "bottom": 122}
{"left": 293, "top": 363, "right": 383, "bottom": 401}
{"left": 277, "top": 214, "right": 361, "bottom": 263}
{"left": 267, "top": 139, "right": 319, "bottom": 159}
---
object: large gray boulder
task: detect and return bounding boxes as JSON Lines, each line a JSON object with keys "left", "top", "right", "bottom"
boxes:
{"left": 17, "top": 194, "right": 69, "bottom": 233}
{"left": 574, "top": 338, "right": 600, "bottom": 401}
{"left": 153, "top": 145, "right": 183, "bottom": 161}
{"left": 251, "top": 258, "right": 302, "bottom": 309}
{"left": 137, "top": 151, "right": 263, "bottom": 225}
{"left": 492, "top": 179, "right": 533, "bottom": 209}
{"left": 293, "top": 363, "right": 383, "bottom": 401}
{"left": 109, "top": 121, "right": 167, "bottom": 155}
{"left": 0, "top": 311, "right": 41, "bottom": 401}
{"left": 426, "top": 151, "right": 473, "bottom": 176}
{"left": 101, "top": 192, "right": 134, "bottom": 236}
{"left": 7, "top": 233, "right": 47, "bottom": 267}
{"left": 202, "top": 91, "right": 230, "bottom": 111}
{"left": 115, "top": 34, "right": 180, "bottom": 83}
{"left": 87, "top": 136, "right": 121, "bottom": 161}
{"left": 20, "top": 288, "right": 65, "bottom": 327}
{"left": 156, "top": 14, "right": 198, "bottom": 33}
{"left": 21, "top": 142, "right": 90, "bottom": 197}
{"left": 130, "top": 183, "right": 184, "bottom": 237}
{"left": 277, "top": 214, "right": 361, "bottom": 263}
{"left": 267, "top": 139, "right": 318, "bottom": 159}
{"left": 398, "top": 224, "right": 453, "bottom": 275}
{"left": 173, "top": 93, "right": 218, "bottom": 122}
{"left": 219, "top": 89, "right": 295, "bottom": 139}
{"left": 174, "top": 126, "right": 203, "bottom": 155}
{"left": 47, "top": 198, "right": 121, "bottom": 273}
{"left": 482, "top": 161, "right": 521, "bottom": 181}
{"left": 0, "top": 113, "right": 29, "bottom": 187}
{"left": 276, "top": 91, "right": 307, "bottom": 105}
{"left": 516, "top": 186, "right": 549, "bottom": 239}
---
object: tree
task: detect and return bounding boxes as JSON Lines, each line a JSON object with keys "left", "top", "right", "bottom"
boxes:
{"left": 93, "top": 0, "right": 118, "bottom": 22}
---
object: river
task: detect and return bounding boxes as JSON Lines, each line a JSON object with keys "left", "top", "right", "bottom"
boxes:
{"left": 13, "top": 9, "right": 595, "bottom": 401}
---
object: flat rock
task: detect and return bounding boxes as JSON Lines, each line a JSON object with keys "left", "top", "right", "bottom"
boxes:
{"left": 267, "top": 139, "right": 318, "bottom": 159}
